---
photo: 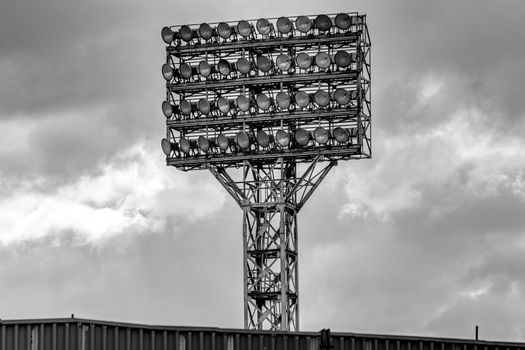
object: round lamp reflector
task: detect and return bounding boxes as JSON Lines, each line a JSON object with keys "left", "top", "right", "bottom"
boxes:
{"left": 276, "top": 92, "right": 291, "bottom": 109}
{"left": 256, "top": 130, "right": 270, "bottom": 148}
{"left": 314, "top": 89, "right": 330, "bottom": 107}
{"left": 237, "top": 20, "right": 252, "bottom": 37}
{"left": 276, "top": 54, "right": 292, "bottom": 71}
{"left": 179, "top": 25, "right": 193, "bottom": 42}
{"left": 277, "top": 17, "right": 293, "bottom": 34}
{"left": 179, "top": 137, "right": 191, "bottom": 154}
{"left": 256, "top": 18, "right": 271, "bottom": 35}
{"left": 315, "top": 52, "right": 331, "bottom": 69}
{"left": 257, "top": 56, "right": 272, "bottom": 73}
{"left": 256, "top": 94, "right": 271, "bottom": 111}
{"left": 236, "top": 57, "right": 251, "bottom": 74}
{"left": 236, "top": 95, "right": 250, "bottom": 112}
{"left": 217, "top": 97, "right": 231, "bottom": 114}
{"left": 335, "top": 13, "right": 351, "bottom": 30}
{"left": 198, "top": 61, "right": 211, "bottom": 77}
{"left": 180, "top": 62, "right": 193, "bottom": 79}
{"left": 197, "top": 136, "right": 210, "bottom": 153}
{"left": 217, "top": 22, "right": 232, "bottom": 39}
{"left": 161, "top": 138, "right": 172, "bottom": 156}
{"left": 296, "top": 52, "right": 311, "bottom": 69}
{"left": 295, "top": 129, "right": 310, "bottom": 146}
{"left": 162, "top": 101, "right": 174, "bottom": 117}
{"left": 335, "top": 51, "right": 352, "bottom": 68}
{"left": 236, "top": 132, "right": 250, "bottom": 150}
{"left": 314, "top": 127, "right": 330, "bottom": 144}
{"left": 199, "top": 23, "right": 213, "bottom": 40}
{"left": 334, "top": 88, "right": 351, "bottom": 105}
{"left": 180, "top": 100, "right": 192, "bottom": 116}
{"left": 295, "top": 91, "right": 310, "bottom": 108}
{"left": 161, "top": 27, "right": 174, "bottom": 44}
{"left": 295, "top": 16, "right": 312, "bottom": 33}
{"left": 315, "top": 14, "right": 332, "bottom": 32}
{"left": 276, "top": 130, "right": 290, "bottom": 147}
{"left": 333, "top": 127, "right": 349, "bottom": 143}
{"left": 198, "top": 98, "right": 211, "bottom": 115}
{"left": 217, "top": 134, "right": 230, "bottom": 151}
{"left": 161, "top": 64, "right": 174, "bottom": 80}
{"left": 218, "top": 59, "right": 232, "bottom": 76}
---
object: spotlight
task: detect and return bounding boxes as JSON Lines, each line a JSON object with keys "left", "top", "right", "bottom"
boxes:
{"left": 295, "top": 91, "right": 310, "bottom": 108}
{"left": 237, "top": 20, "right": 252, "bottom": 37}
{"left": 256, "top": 18, "right": 272, "bottom": 35}
{"left": 218, "top": 59, "right": 233, "bottom": 76}
{"left": 276, "top": 54, "right": 292, "bottom": 71}
{"left": 276, "top": 92, "right": 291, "bottom": 109}
{"left": 198, "top": 60, "right": 212, "bottom": 77}
{"left": 314, "top": 127, "right": 330, "bottom": 144}
{"left": 256, "top": 130, "right": 271, "bottom": 148}
{"left": 217, "top": 97, "right": 233, "bottom": 114}
{"left": 197, "top": 136, "right": 211, "bottom": 153}
{"left": 161, "top": 64, "right": 174, "bottom": 80}
{"left": 179, "top": 99, "right": 193, "bottom": 116}
{"left": 315, "top": 14, "right": 332, "bottom": 32}
{"left": 179, "top": 137, "right": 192, "bottom": 154}
{"left": 295, "top": 129, "right": 311, "bottom": 146}
{"left": 256, "top": 93, "right": 271, "bottom": 111}
{"left": 179, "top": 25, "right": 193, "bottom": 42}
{"left": 161, "top": 27, "right": 175, "bottom": 44}
{"left": 162, "top": 101, "right": 176, "bottom": 118}
{"left": 257, "top": 56, "right": 272, "bottom": 73}
{"left": 161, "top": 138, "right": 175, "bottom": 156}
{"left": 314, "top": 89, "right": 330, "bottom": 107}
{"left": 296, "top": 52, "right": 312, "bottom": 69}
{"left": 217, "top": 134, "right": 231, "bottom": 151}
{"left": 179, "top": 62, "right": 193, "bottom": 79}
{"left": 334, "top": 88, "right": 351, "bottom": 105}
{"left": 236, "top": 95, "right": 251, "bottom": 112}
{"left": 237, "top": 57, "right": 251, "bottom": 74}
{"left": 315, "top": 52, "right": 331, "bottom": 69}
{"left": 277, "top": 17, "right": 293, "bottom": 35}
{"left": 275, "top": 130, "right": 290, "bottom": 147}
{"left": 295, "top": 16, "right": 312, "bottom": 33}
{"left": 333, "top": 127, "right": 349, "bottom": 143}
{"left": 199, "top": 23, "right": 213, "bottom": 40}
{"left": 335, "top": 13, "right": 351, "bottom": 30}
{"left": 217, "top": 22, "right": 232, "bottom": 39}
{"left": 334, "top": 51, "right": 351, "bottom": 68}
{"left": 236, "top": 131, "right": 251, "bottom": 150}
{"left": 198, "top": 98, "right": 211, "bottom": 115}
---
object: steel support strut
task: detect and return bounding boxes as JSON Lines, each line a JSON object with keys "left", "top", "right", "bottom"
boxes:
{"left": 209, "top": 156, "right": 335, "bottom": 331}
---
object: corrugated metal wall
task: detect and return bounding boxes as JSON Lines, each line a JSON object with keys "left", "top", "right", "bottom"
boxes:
{"left": 1, "top": 318, "right": 523, "bottom": 350}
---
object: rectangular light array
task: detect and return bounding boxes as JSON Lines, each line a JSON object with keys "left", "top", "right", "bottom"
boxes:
{"left": 161, "top": 13, "right": 371, "bottom": 171}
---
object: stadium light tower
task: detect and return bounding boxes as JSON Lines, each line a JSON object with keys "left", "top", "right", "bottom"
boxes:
{"left": 160, "top": 13, "right": 371, "bottom": 331}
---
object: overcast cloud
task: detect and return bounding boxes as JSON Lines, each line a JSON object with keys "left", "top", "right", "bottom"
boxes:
{"left": 1, "top": 0, "right": 525, "bottom": 343}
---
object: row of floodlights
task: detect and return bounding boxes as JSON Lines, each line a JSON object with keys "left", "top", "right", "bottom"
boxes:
{"left": 163, "top": 88, "right": 358, "bottom": 117}
{"left": 162, "top": 51, "right": 355, "bottom": 81}
{"left": 162, "top": 14, "right": 362, "bottom": 44}
{"left": 162, "top": 127, "right": 358, "bottom": 156}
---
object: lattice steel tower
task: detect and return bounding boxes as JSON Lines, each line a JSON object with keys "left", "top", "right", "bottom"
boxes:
{"left": 160, "top": 13, "right": 371, "bottom": 331}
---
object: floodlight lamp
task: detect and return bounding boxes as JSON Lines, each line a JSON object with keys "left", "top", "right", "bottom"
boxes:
{"left": 198, "top": 98, "right": 211, "bottom": 115}
{"left": 180, "top": 25, "right": 193, "bottom": 42}
{"left": 161, "top": 64, "right": 174, "bottom": 81}
{"left": 314, "top": 127, "right": 330, "bottom": 144}
{"left": 218, "top": 59, "right": 233, "bottom": 76}
{"left": 275, "top": 130, "right": 290, "bottom": 147}
{"left": 236, "top": 95, "right": 251, "bottom": 112}
{"left": 217, "top": 22, "right": 232, "bottom": 39}
{"left": 277, "top": 17, "right": 293, "bottom": 34}
{"left": 333, "top": 127, "right": 349, "bottom": 143}
{"left": 161, "top": 138, "right": 173, "bottom": 156}
{"left": 236, "top": 132, "right": 251, "bottom": 150}
{"left": 256, "top": 18, "right": 271, "bottom": 35}
{"left": 315, "top": 52, "right": 331, "bottom": 69}
{"left": 217, "top": 134, "right": 230, "bottom": 151}
{"left": 179, "top": 99, "right": 193, "bottom": 116}
{"left": 334, "top": 88, "right": 350, "bottom": 105}
{"left": 314, "top": 89, "right": 330, "bottom": 107}
{"left": 179, "top": 137, "right": 192, "bottom": 154}
{"left": 295, "top": 129, "right": 311, "bottom": 146}
{"left": 295, "top": 16, "right": 312, "bottom": 33}
{"left": 197, "top": 136, "right": 210, "bottom": 153}
{"left": 315, "top": 14, "right": 332, "bottom": 32}
{"left": 257, "top": 56, "right": 272, "bottom": 73}
{"left": 335, "top": 13, "right": 351, "bottom": 30}
{"left": 199, "top": 23, "right": 213, "bottom": 40}
{"left": 198, "top": 61, "right": 212, "bottom": 77}
{"left": 296, "top": 52, "right": 312, "bottom": 69}
{"left": 276, "top": 92, "right": 291, "bottom": 110}
{"left": 334, "top": 51, "right": 351, "bottom": 68}
{"left": 256, "top": 94, "right": 271, "bottom": 111}
{"left": 161, "top": 27, "right": 174, "bottom": 44}
{"left": 217, "top": 97, "right": 232, "bottom": 114}
{"left": 180, "top": 62, "right": 193, "bottom": 79}
{"left": 236, "top": 57, "right": 251, "bottom": 74}
{"left": 237, "top": 20, "right": 252, "bottom": 37}
{"left": 256, "top": 130, "right": 271, "bottom": 148}
{"left": 162, "top": 101, "right": 175, "bottom": 118}
{"left": 295, "top": 91, "right": 310, "bottom": 108}
{"left": 276, "top": 54, "right": 292, "bottom": 71}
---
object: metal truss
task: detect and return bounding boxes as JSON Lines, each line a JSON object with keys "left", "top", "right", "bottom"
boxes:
{"left": 209, "top": 156, "right": 335, "bottom": 331}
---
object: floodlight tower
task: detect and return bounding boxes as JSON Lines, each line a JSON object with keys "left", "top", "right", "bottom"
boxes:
{"left": 160, "top": 13, "right": 371, "bottom": 331}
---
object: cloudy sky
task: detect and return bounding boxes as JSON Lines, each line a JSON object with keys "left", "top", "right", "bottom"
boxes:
{"left": 1, "top": 0, "right": 525, "bottom": 343}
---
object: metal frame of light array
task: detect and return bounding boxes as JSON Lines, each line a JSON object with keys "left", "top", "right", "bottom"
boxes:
{"left": 161, "top": 13, "right": 371, "bottom": 171}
